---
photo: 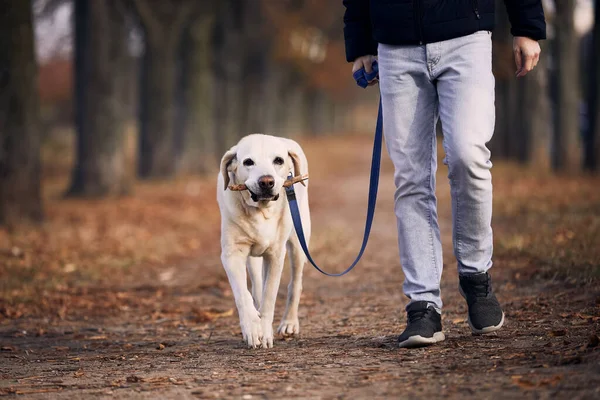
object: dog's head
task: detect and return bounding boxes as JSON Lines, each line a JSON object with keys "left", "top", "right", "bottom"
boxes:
{"left": 220, "top": 135, "right": 303, "bottom": 206}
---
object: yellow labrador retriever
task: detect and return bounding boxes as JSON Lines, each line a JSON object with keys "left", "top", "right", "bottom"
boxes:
{"left": 217, "top": 134, "right": 310, "bottom": 348}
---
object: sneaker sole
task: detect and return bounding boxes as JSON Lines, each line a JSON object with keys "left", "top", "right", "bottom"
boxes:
{"left": 468, "top": 312, "right": 505, "bottom": 335}
{"left": 398, "top": 332, "right": 445, "bottom": 348}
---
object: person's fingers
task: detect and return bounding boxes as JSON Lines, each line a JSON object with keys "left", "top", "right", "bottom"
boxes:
{"left": 352, "top": 59, "right": 363, "bottom": 74}
{"left": 532, "top": 52, "right": 540, "bottom": 69}
{"left": 514, "top": 48, "right": 523, "bottom": 75}
{"left": 364, "top": 57, "right": 373, "bottom": 73}
{"left": 517, "top": 53, "right": 534, "bottom": 77}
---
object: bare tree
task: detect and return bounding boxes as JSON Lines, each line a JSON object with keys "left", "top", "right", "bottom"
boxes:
{"left": 67, "top": 0, "right": 130, "bottom": 197}
{"left": 131, "top": 0, "right": 194, "bottom": 179}
{"left": 175, "top": 5, "right": 217, "bottom": 174}
{"left": 491, "top": 1, "right": 521, "bottom": 160}
{"left": 0, "top": 0, "right": 43, "bottom": 225}
{"left": 552, "top": 0, "right": 581, "bottom": 172}
{"left": 520, "top": 41, "right": 552, "bottom": 168}
{"left": 212, "top": 0, "right": 247, "bottom": 156}
{"left": 585, "top": 1, "right": 600, "bottom": 171}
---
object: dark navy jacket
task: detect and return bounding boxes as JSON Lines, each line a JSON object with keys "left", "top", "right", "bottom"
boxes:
{"left": 343, "top": 0, "right": 546, "bottom": 62}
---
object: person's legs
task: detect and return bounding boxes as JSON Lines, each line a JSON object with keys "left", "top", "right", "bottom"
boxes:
{"left": 434, "top": 31, "right": 503, "bottom": 333}
{"left": 378, "top": 43, "right": 444, "bottom": 313}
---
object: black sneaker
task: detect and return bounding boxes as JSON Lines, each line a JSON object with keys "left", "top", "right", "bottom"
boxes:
{"left": 459, "top": 272, "right": 505, "bottom": 334}
{"left": 398, "top": 301, "right": 445, "bottom": 348}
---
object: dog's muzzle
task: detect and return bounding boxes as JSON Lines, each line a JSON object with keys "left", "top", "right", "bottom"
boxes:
{"left": 249, "top": 175, "right": 280, "bottom": 201}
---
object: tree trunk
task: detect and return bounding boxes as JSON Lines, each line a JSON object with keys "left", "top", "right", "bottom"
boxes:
{"left": 133, "top": 0, "right": 193, "bottom": 179}
{"left": 306, "top": 89, "right": 330, "bottom": 136}
{"left": 175, "top": 12, "right": 216, "bottom": 174}
{"left": 242, "top": 58, "right": 268, "bottom": 134}
{"left": 68, "top": 0, "right": 130, "bottom": 197}
{"left": 283, "top": 81, "right": 308, "bottom": 136}
{"left": 274, "top": 68, "right": 308, "bottom": 137}
{"left": 524, "top": 41, "right": 551, "bottom": 169}
{"left": 213, "top": 0, "right": 246, "bottom": 156}
{"left": 243, "top": 3, "right": 273, "bottom": 136}
{"left": 138, "top": 38, "right": 178, "bottom": 178}
{"left": 586, "top": 3, "right": 600, "bottom": 171}
{"left": 552, "top": 0, "right": 581, "bottom": 172}
{"left": 490, "top": 1, "right": 516, "bottom": 160}
{"left": 0, "top": 0, "right": 43, "bottom": 225}
{"left": 263, "top": 63, "right": 288, "bottom": 135}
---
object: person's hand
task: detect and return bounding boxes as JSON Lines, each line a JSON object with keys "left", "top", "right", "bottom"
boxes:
{"left": 513, "top": 36, "right": 541, "bottom": 78}
{"left": 352, "top": 55, "right": 378, "bottom": 86}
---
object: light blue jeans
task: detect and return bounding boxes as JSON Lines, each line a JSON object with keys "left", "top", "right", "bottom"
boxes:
{"left": 378, "top": 31, "right": 495, "bottom": 312}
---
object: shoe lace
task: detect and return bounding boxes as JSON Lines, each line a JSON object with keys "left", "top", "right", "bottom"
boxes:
{"left": 464, "top": 278, "right": 490, "bottom": 298}
{"left": 407, "top": 308, "right": 431, "bottom": 323}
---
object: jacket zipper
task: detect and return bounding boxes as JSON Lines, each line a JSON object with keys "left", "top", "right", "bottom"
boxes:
{"left": 472, "top": 0, "right": 481, "bottom": 19}
{"left": 413, "top": 0, "right": 424, "bottom": 44}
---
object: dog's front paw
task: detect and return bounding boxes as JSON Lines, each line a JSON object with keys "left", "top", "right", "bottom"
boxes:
{"left": 260, "top": 320, "right": 274, "bottom": 348}
{"left": 240, "top": 309, "right": 263, "bottom": 348}
{"left": 277, "top": 319, "right": 300, "bottom": 337}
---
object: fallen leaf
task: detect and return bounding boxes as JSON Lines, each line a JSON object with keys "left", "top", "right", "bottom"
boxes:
{"left": 87, "top": 335, "right": 107, "bottom": 340}
{"left": 541, "top": 375, "right": 562, "bottom": 387}
{"left": 559, "top": 355, "right": 582, "bottom": 365}
{"left": 157, "top": 343, "right": 166, "bottom": 350}
{"left": 511, "top": 375, "right": 536, "bottom": 390}
{"left": 1, "top": 346, "right": 16, "bottom": 352}
{"left": 126, "top": 375, "right": 143, "bottom": 383}
{"left": 192, "top": 308, "right": 234, "bottom": 323}
{"left": 587, "top": 334, "right": 599, "bottom": 348}
{"left": 548, "top": 329, "right": 566, "bottom": 337}
{"left": 74, "top": 369, "right": 84, "bottom": 377}
{"left": 15, "top": 388, "right": 62, "bottom": 395}
{"left": 570, "top": 320, "right": 588, "bottom": 326}
{"left": 505, "top": 353, "right": 526, "bottom": 360}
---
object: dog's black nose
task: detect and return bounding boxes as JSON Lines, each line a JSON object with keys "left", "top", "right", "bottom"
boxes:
{"left": 258, "top": 175, "right": 275, "bottom": 190}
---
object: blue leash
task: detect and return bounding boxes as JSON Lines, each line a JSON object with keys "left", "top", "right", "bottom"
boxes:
{"left": 285, "top": 61, "right": 381, "bottom": 277}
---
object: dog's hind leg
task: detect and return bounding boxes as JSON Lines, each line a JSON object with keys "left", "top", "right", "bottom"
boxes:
{"left": 278, "top": 195, "right": 310, "bottom": 337}
{"left": 247, "top": 256, "right": 263, "bottom": 310}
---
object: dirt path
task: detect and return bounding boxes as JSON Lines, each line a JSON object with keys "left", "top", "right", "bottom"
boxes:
{"left": 1, "top": 136, "right": 599, "bottom": 399}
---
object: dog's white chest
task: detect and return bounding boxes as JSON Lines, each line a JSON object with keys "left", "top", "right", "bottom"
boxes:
{"left": 246, "top": 213, "right": 288, "bottom": 257}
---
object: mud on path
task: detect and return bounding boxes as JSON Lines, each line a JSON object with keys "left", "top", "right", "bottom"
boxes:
{"left": 1, "top": 136, "right": 600, "bottom": 399}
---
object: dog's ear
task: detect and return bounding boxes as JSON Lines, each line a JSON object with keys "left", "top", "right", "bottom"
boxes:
{"left": 288, "top": 150, "right": 306, "bottom": 186}
{"left": 220, "top": 146, "right": 237, "bottom": 190}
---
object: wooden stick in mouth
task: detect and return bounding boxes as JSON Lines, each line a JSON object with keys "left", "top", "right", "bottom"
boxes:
{"left": 228, "top": 174, "right": 309, "bottom": 191}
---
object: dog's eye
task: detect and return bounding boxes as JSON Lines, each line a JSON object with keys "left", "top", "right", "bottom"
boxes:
{"left": 243, "top": 159, "right": 255, "bottom": 167}
{"left": 273, "top": 157, "right": 284, "bottom": 166}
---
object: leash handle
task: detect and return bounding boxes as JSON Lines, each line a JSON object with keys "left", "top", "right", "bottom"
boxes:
{"left": 285, "top": 99, "right": 383, "bottom": 277}
{"left": 353, "top": 60, "right": 379, "bottom": 88}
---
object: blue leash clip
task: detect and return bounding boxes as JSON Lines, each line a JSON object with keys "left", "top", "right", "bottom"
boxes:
{"left": 285, "top": 61, "right": 383, "bottom": 277}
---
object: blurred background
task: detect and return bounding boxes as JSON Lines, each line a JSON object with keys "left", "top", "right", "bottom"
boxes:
{"left": 1, "top": 0, "right": 599, "bottom": 292}
{"left": 1, "top": 0, "right": 598, "bottom": 223}
{"left": 1, "top": 1, "right": 598, "bottom": 211}
{"left": 0, "top": 0, "right": 598, "bottom": 281}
